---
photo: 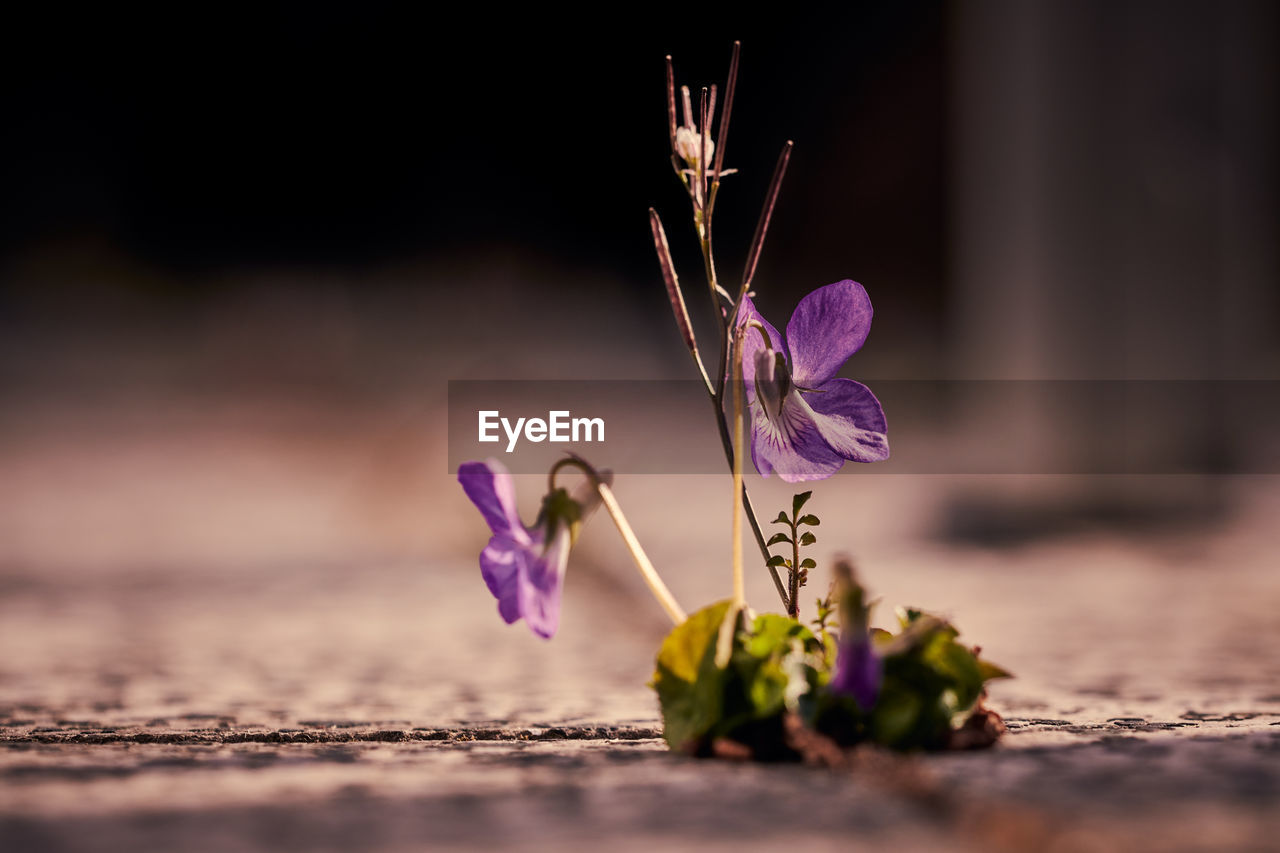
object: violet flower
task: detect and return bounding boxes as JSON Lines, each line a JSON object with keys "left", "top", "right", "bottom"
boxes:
{"left": 829, "top": 559, "right": 881, "bottom": 710}
{"left": 830, "top": 635, "right": 882, "bottom": 711}
{"left": 457, "top": 459, "right": 603, "bottom": 639}
{"left": 736, "top": 279, "right": 889, "bottom": 482}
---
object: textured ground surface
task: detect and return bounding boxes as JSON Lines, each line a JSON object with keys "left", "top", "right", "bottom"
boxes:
{"left": 2, "top": 269, "right": 1278, "bottom": 853}
{"left": 2, "top": 442, "right": 1279, "bottom": 851}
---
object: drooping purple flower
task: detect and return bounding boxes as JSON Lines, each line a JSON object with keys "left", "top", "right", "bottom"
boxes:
{"left": 828, "top": 559, "right": 882, "bottom": 710}
{"left": 735, "top": 279, "right": 889, "bottom": 483}
{"left": 457, "top": 458, "right": 589, "bottom": 639}
{"left": 830, "top": 635, "right": 882, "bottom": 711}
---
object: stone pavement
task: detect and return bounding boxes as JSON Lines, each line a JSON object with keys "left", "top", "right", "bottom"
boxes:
{"left": 1, "top": 376, "right": 1278, "bottom": 850}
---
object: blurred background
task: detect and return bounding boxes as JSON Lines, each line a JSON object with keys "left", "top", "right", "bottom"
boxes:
{"left": 1, "top": 1, "right": 1278, "bottom": 728}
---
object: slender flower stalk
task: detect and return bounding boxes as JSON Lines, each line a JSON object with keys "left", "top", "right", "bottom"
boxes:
{"left": 550, "top": 456, "right": 685, "bottom": 626}
{"left": 731, "top": 326, "right": 746, "bottom": 606}
{"left": 659, "top": 44, "right": 793, "bottom": 613}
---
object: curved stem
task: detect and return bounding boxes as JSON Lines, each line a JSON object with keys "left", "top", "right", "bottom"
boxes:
{"left": 549, "top": 456, "right": 685, "bottom": 626}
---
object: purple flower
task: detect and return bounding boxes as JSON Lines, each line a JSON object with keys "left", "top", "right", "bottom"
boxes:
{"left": 736, "top": 280, "right": 889, "bottom": 482}
{"left": 830, "top": 635, "right": 882, "bottom": 711}
{"left": 457, "top": 459, "right": 582, "bottom": 639}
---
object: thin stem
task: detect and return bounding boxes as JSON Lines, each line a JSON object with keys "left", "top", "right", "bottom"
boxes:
{"left": 664, "top": 55, "right": 677, "bottom": 155}
{"left": 731, "top": 329, "right": 745, "bottom": 606}
{"left": 708, "top": 392, "right": 790, "bottom": 610}
{"left": 741, "top": 140, "right": 793, "bottom": 298}
{"left": 550, "top": 456, "right": 685, "bottom": 626}
{"left": 706, "top": 40, "right": 739, "bottom": 221}
{"left": 698, "top": 86, "right": 709, "bottom": 212}
{"left": 597, "top": 483, "right": 687, "bottom": 626}
{"left": 649, "top": 208, "right": 712, "bottom": 394}
{"left": 659, "top": 46, "right": 789, "bottom": 614}
{"left": 788, "top": 517, "right": 800, "bottom": 619}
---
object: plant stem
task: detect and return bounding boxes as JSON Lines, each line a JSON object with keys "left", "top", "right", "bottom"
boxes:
{"left": 708, "top": 392, "right": 789, "bottom": 610}
{"left": 597, "top": 483, "right": 686, "bottom": 627}
{"left": 550, "top": 456, "right": 685, "bottom": 626}
{"left": 730, "top": 330, "right": 745, "bottom": 607}
{"left": 788, "top": 518, "right": 800, "bottom": 619}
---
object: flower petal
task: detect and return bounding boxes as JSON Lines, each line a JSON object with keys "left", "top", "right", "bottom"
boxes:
{"left": 785, "top": 280, "right": 873, "bottom": 388}
{"left": 517, "top": 524, "right": 570, "bottom": 639}
{"left": 749, "top": 389, "right": 846, "bottom": 483}
{"left": 804, "top": 378, "right": 890, "bottom": 463}
{"left": 733, "top": 295, "right": 785, "bottom": 408}
{"left": 458, "top": 458, "right": 531, "bottom": 545}
{"left": 831, "top": 637, "right": 881, "bottom": 710}
{"left": 480, "top": 535, "right": 527, "bottom": 624}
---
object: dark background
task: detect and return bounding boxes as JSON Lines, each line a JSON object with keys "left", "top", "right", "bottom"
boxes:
{"left": 0, "top": 2, "right": 1277, "bottom": 565}
{"left": 0, "top": 5, "right": 950, "bottom": 367}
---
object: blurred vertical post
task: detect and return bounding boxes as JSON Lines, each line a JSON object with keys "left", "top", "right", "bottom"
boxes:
{"left": 947, "top": 0, "right": 1278, "bottom": 531}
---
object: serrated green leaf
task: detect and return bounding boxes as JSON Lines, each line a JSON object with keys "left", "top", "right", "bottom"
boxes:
{"left": 766, "top": 532, "right": 792, "bottom": 547}
{"left": 772, "top": 511, "right": 790, "bottom": 524}
{"left": 798, "top": 531, "right": 816, "bottom": 546}
{"left": 797, "top": 514, "right": 820, "bottom": 526}
{"left": 799, "top": 558, "right": 817, "bottom": 569}
{"left": 792, "top": 491, "right": 813, "bottom": 516}
{"left": 766, "top": 554, "right": 788, "bottom": 568}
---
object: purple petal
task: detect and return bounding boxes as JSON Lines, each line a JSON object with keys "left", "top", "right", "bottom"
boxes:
{"left": 458, "top": 459, "right": 531, "bottom": 544}
{"left": 748, "top": 389, "right": 846, "bottom": 483}
{"left": 830, "top": 637, "right": 881, "bottom": 710}
{"left": 785, "top": 280, "right": 873, "bottom": 388}
{"left": 733, "top": 295, "right": 785, "bottom": 408}
{"left": 804, "top": 379, "right": 890, "bottom": 463}
{"left": 517, "top": 524, "right": 570, "bottom": 639}
{"left": 480, "top": 534, "right": 536, "bottom": 625}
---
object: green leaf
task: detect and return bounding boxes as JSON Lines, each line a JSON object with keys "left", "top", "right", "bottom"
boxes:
{"left": 977, "top": 659, "right": 1013, "bottom": 681}
{"left": 792, "top": 491, "right": 813, "bottom": 517}
{"left": 798, "top": 532, "right": 816, "bottom": 547}
{"left": 896, "top": 606, "right": 925, "bottom": 629}
{"left": 744, "top": 613, "right": 817, "bottom": 657}
{"left": 799, "top": 558, "right": 817, "bottom": 569}
{"left": 772, "top": 511, "right": 790, "bottom": 525}
{"left": 766, "top": 532, "right": 792, "bottom": 547}
{"left": 870, "top": 685, "right": 923, "bottom": 748}
{"left": 797, "top": 514, "right": 820, "bottom": 526}
{"left": 766, "top": 555, "right": 788, "bottom": 568}
{"left": 651, "top": 600, "right": 732, "bottom": 751}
